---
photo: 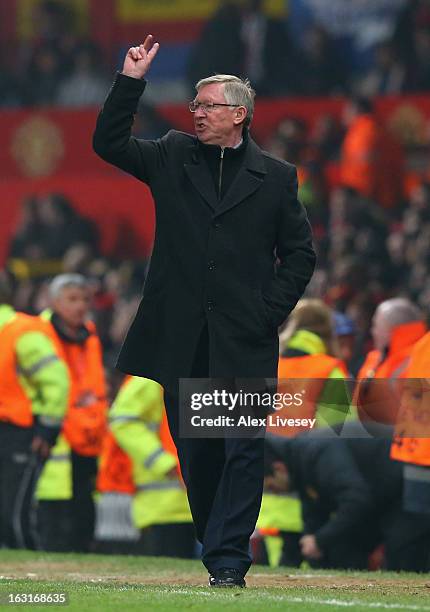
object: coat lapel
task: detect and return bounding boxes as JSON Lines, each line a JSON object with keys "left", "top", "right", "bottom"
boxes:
{"left": 214, "top": 138, "right": 267, "bottom": 218}
{"left": 184, "top": 146, "right": 218, "bottom": 212}
{"left": 183, "top": 137, "right": 267, "bottom": 215}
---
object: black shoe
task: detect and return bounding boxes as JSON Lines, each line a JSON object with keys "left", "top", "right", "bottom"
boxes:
{"left": 208, "top": 568, "right": 246, "bottom": 588}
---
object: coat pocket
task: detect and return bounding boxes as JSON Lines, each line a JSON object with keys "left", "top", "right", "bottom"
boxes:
{"left": 252, "top": 288, "right": 277, "bottom": 336}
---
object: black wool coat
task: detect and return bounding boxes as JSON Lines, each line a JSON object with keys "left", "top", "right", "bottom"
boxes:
{"left": 93, "top": 73, "right": 316, "bottom": 393}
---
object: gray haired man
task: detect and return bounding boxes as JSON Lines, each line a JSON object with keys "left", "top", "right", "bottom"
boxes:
{"left": 93, "top": 35, "right": 315, "bottom": 586}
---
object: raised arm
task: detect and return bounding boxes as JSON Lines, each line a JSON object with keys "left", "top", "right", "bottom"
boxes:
{"left": 92, "top": 35, "right": 164, "bottom": 184}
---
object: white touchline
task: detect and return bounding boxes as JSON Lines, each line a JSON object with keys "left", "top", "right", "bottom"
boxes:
{"left": 278, "top": 597, "right": 430, "bottom": 610}
{"left": 166, "top": 589, "right": 430, "bottom": 611}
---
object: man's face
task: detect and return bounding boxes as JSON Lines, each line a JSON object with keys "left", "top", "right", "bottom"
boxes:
{"left": 371, "top": 306, "right": 391, "bottom": 352}
{"left": 53, "top": 286, "right": 90, "bottom": 329}
{"left": 193, "top": 83, "right": 243, "bottom": 146}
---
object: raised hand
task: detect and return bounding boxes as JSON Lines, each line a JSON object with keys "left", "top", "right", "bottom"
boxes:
{"left": 122, "top": 34, "right": 160, "bottom": 80}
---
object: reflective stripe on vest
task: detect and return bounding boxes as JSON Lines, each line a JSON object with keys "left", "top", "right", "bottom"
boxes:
{"left": 109, "top": 416, "right": 140, "bottom": 424}
{"left": 136, "top": 480, "right": 183, "bottom": 492}
{"left": 17, "top": 354, "right": 59, "bottom": 378}
{"left": 143, "top": 447, "right": 165, "bottom": 469}
{"left": 109, "top": 415, "right": 158, "bottom": 432}
{"left": 46, "top": 454, "right": 70, "bottom": 461}
{"left": 0, "top": 313, "right": 61, "bottom": 428}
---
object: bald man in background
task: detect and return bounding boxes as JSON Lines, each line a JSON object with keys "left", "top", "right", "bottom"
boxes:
{"left": 354, "top": 298, "right": 427, "bottom": 427}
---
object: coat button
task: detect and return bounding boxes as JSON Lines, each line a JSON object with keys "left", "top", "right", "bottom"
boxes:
{"left": 207, "top": 300, "right": 215, "bottom": 311}
{"left": 213, "top": 221, "right": 221, "bottom": 229}
{"left": 208, "top": 260, "right": 215, "bottom": 270}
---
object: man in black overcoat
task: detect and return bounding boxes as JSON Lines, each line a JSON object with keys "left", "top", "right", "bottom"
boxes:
{"left": 93, "top": 35, "right": 315, "bottom": 586}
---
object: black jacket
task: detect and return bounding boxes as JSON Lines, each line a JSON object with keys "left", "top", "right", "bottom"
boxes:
{"left": 93, "top": 73, "right": 316, "bottom": 392}
{"left": 279, "top": 425, "right": 402, "bottom": 551}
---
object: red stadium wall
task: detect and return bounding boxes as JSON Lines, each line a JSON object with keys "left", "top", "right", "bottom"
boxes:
{"left": 2, "top": 94, "right": 430, "bottom": 266}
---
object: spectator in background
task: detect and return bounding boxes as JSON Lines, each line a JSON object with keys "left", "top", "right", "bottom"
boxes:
{"left": 277, "top": 299, "right": 352, "bottom": 433}
{"left": 264, "top": 422, "right": 430, "bottom": 572}
{"left": 187, "top": 0, "right": 296, "bottom": 96}
{"left": 57, "top": 41, "right": 110, "bottom": 107}
{"left": 328, "top": 188, "right": 394, "bottom": 291}
{"left": 8, "top": 196, "right": 45, "bottom": 260}
{"left": 407, "top": 27, "right": 430, "bottom": 92}
{"left": 37, "top": 274, "right": 108, "bottom": 552}
{"left": 38, "top": 193, "right": 98, "bottom": 258}
{"left": 13, "top": 193, "right": 99, "bottom": 260}
{"left": 401, "top": 182, "right": 430, "bottom": 308}
{"left": 238, "top": 0, "right": 297, "bottom": 96}
{"left": 264, "top": 118, "right": 307, "bottom": 166}
{"left": 18, "top": 2, "right": 91, "bottom": 108}
{"left": 23, "top": 44, "right": 64, "bottom": 107}
{"left": 258, "top": 299, "right": 352, "bottom": 567}
{"left": 354, "top": 298, "right": 426, "bottom": 427}
{"left": 297, "top": 25, "right": 347, "bottom": 96}
{"left": 264, "top": 117, "right": 327, "bottom": 225}
{"left": 34, "top": 0, "right": 76, "bottom": 47}
{"left": 187, "top": 1, "right": 244, "bottom": 92}
{"left": 392, "top": 0, "right": 430, "bottom": 81}
{"left": 333, "top": 311, "right": 357, "bottom": 374}
{"left": 28, "top": 0, "right": 79, "bottom": 75}
{"left": 340, "top": 97, "right": 404, "bottom": 211}
{"left": 391, "top": 331, "right": 430, "bottom": 529}
{"left": 309, "top": 114, "right": 344, "bottom": 162}
{"left": 358, "top": 42, "right": 406, "bottom": 97}
{"left": 108, "top": 376, "right": 194, "bottom": 558}
{"left": 0, "top": 271, "right": 69, "bottom": 549}
{"left": 0, "top": 61, "right": 23, "bottom": 108}
{"left": 95, "top": 427, "right": 139, "bottom": 554}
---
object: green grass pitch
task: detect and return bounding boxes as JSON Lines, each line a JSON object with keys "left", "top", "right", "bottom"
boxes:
{"left": 0, "top": 550, "right": 429, "bottom": 611}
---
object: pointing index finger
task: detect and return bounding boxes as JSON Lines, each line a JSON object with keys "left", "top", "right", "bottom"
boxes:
{"left": 142, "top": 34, "right": 153, "bottom": 52}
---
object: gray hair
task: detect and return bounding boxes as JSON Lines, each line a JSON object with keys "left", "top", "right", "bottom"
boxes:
{"left": 378, "top": 297, "right": 423, "bottom": 327}
{"left": 195, "top": 74, "right": 256, "bottom": 128}
{"left": 49, "top": 273, "right": 88, "bottom": 299}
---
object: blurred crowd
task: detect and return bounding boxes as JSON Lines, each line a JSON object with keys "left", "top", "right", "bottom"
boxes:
{"left": 3, "top": 0, "right": 430, "bottom": 108}
{"left": 7, "top": 193, "right": 147, "bottom": 388}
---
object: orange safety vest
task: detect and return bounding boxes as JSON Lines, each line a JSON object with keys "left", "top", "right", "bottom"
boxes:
{"left": 97, "top": 409, "right": 180, "bottom": 493}
{"left": 341, "top": 115, "right": 379, "bottom": 198}
{"left": 0, "top": 313, "right": 62, "bottom": 428}
{"left": 97, "top": 430, "right": 135, "bottom": 494}
{"left": 273, "top": 354, "right": 348, "bottom": 437}
{"left": 355, "top": 321, "right": 426, "bottom": 426}
{"left": 391, "top": 332, "right": 430, "bottom": 466}
{"left": 55, "top": 320, "right": 108, "bottom": 456}
{"left": 341, "top": 114, "right": 404, "bottom": 209}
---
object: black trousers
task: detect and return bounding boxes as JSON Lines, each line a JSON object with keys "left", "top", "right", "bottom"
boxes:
{"left": 0, "top": 422, "right": 43, "bottom": 549}
{"left": 163, "top": 326, "right": 265, "bottom": 577}
{"left": 38, "top": 452, "right": 97, "bottom": 552}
